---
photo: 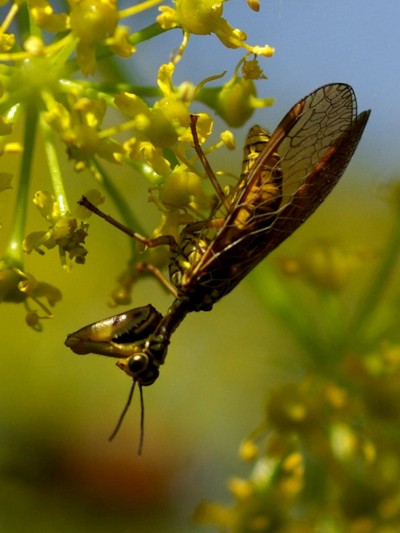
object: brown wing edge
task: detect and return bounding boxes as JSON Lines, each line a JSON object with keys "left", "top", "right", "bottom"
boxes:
{"left": 197, "top": 108, "right": 371, "bottom": 297}
{"left": 183, "top": 97, "right": 370, "bottom": 300}
{"left": 231, "top": 84, "right": 356, "bottom": 211}
{"left": 260, "top": 109, "right": 371, "bottom": 254}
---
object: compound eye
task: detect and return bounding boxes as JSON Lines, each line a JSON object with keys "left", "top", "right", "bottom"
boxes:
{"left": 127, "top": 353, "right": 148, "bottom": 376}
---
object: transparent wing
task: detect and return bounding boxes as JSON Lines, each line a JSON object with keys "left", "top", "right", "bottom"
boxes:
{"left": 186, "top": 84, "right": 370, "bottom": 297}
{"left": 263, "top": 108, "right": 370, "bottom": 250}
{"left": 277, "top": 83, "right": 357, "bottom": 201}
{"left": 236, "top": 83, "right": 357, "bottom": 214}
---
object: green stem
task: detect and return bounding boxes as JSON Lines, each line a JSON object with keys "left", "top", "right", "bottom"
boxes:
{"left": 89, "top": 159, "right": 146, "bottom": 263}
{"left": 248, "top": 264, "right": 327, "bottom": 359}
{"left": 129, "top": 23, "right": 168, "bottom": 46}
{"left": 351, "top": 211, "right": 400, "bottom": 336}
{"left": 63, "top": 24, "right": 169, "bottom": 75}
{"left": 7, "top": 102, "right": 38, "bottom": 263}
{"left": 92, "top": 159, "right": 147, "bottom": 255}
{"left": 313, "top": 289, "right": 347, "bottom": 362}
{"left": 75, "top": 81, "right": 161, "bottom": 99}
{"left": 40, "top": 113, "right": 69, "bottom": 215}
{"left": 15, "top": 1, "right": 31, "bottom": 44}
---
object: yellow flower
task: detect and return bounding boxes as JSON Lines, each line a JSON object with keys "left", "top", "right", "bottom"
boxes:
{"left": 0, "top": 0, "right": 277, "bottom": 329}
{"left": 115, "top": 76, "right": 195, "bottom": 177}
{"left": 158, "top": 0, "right": 274, "bottom": 58}
{"left": 158, "top": 168, "right": 210, "bottom": 212}
{"left": 123, "top": 137, "right": 172, "bottom": 178}
{"left": 105, "top": 25, "right": 135, "bottom": 57}
{"left": 0, "top": 32, "right": 15, "bottom": 53}
{"left": 30, "top": 0, "right": 69, "bottom": 33}
{"left": 278, "top": 242, "right": 363, "bottom": 291}
{"left": 196, "top": 56, "right": 274, "bottom": 127}
{"left": 70, "top": 0, "right": 119, "bottom": 75}
{"left": 0, "top": 262, "right": 62, "bottom": 331}
{"left": 44, "top": 97, "right": 124, "bottom": 168}
{"left": 23, "top": 191, "right": 89, "bottom": 268}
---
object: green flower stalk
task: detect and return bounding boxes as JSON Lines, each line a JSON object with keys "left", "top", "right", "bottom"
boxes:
{"left": 0, "top": 0, "right": 274, "bottom": 328}
{"left": 2, "top": 1, "right": 400, "bottom": 531}
{"left": 194, "top": 211, "right": 400, "bottom": 531}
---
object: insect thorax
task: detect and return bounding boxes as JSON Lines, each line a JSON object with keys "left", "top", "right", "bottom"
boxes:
{"left": 232, "top": 124, "right": 283, "bottom": 225}
{"left": 165, "top": 125, "right": 285, "bottom": 312}
{"left": 168, "top": 231, "right": 216, "bottom": 309}
{"left": 241, "top": 125, "right": 273, "bottom": 174}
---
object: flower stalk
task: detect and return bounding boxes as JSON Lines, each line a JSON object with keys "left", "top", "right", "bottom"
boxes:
{"left": 0, "top": 0, "right": 274, "bottom": 327}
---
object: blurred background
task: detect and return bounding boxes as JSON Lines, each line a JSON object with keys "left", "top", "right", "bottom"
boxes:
{"left": 1, "top": 1, "right": 399, "bottom": 531}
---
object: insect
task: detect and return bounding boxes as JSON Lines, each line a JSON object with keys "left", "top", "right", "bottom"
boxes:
{"left": 66, "top": 83, "right": 370, "bottom": 450}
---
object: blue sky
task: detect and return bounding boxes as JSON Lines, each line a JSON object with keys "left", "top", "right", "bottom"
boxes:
{"left": 230, "top": 0, "right": 399, "bottom": 177}
{"left": 136, "top": 1, "right": 399, "bottom": 180}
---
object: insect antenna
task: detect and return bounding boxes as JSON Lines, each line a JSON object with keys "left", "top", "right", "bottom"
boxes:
{"left": 138, "top": 383, "right": 145, "bottom": 456}
{"left": 109, "top": 381, "right": 135, "bottom": 441}
{"left": 108, "top": 382, "right": 130, "bottom": 432}
{"left": 108, "top": 380, "right": 146, "bottom": 455}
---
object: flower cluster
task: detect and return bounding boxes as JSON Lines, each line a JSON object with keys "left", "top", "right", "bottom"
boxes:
{"left": 0, "top": 0, "right": 274, "bottom": 327}
{"left": 196, "top": 348, "right": 400, "bottom": 531}
{"left": 196, "top": 344, "right": 400, "bottom": 531}
{"left": 195, "top": 230, "right": 400, "bottom": 531}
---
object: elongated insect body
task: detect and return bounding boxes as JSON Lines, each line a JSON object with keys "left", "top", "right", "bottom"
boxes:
{"left": 66, "top": 83, "right": 370, "bottom": 444}
{"left": 177, "top": 85, "right": 370, "bottom": 306}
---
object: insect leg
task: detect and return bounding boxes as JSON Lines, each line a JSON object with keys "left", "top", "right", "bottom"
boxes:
{"left": 79, "top": 196, "right": 176, "bottom": 249}
{"left": 136, "top": 261, "right": 178, "bottom": 297}
{"left": 65, "top": 304, "right": 163, "bottom": 357}
{"left": 189, "top": 114, "right": 231, "bottom": 212}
